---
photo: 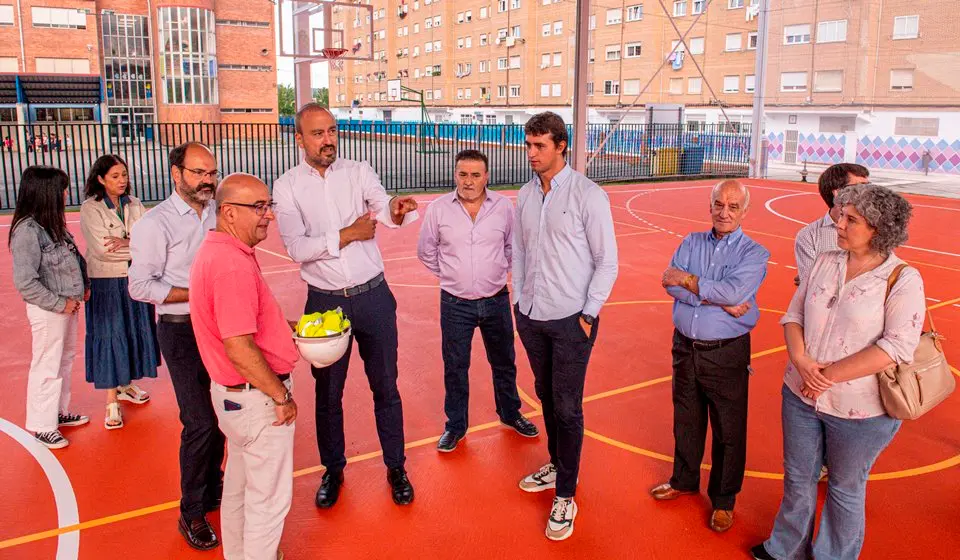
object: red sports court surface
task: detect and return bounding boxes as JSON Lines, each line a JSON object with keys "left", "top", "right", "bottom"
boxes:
{"left": 0, "top": 179, "right": 958, "bottom": 559}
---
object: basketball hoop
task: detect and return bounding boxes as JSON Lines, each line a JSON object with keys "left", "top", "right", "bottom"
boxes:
{"left": 322, "top": 47, "right": 348, "bottom": 71}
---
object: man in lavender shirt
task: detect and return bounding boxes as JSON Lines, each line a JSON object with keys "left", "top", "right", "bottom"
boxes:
{"left": 418, "top": 150, "right": 540, "bottom": 453}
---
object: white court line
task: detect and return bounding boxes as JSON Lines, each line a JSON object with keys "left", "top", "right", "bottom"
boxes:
{"left": 764, "top": 192, "right": 960, "bottom": 259}
{"left": 0, "top": 418, "right": 79, "bottom": 560}
{"left": 254, "top": 246, "right": 293, "bottom": 262}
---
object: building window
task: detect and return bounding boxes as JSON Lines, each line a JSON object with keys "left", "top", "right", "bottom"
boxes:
{"left": 413, "top": 46, "right": 420, "bottom": 57}
{"left": 692, "top": 0, "right": 705, "bottom": 14}
{"left": 588, "top": 49, "right": 595, "bottom": 63}
{"left": 624, "top": 42, "right": 642, "bottom": 58}
{"left": 36, "top": 57, "right": 91, "bottom": 74}
{"left": 433, "top": 16, "right": 441, "bottom": 27}
{"left": 780, "top": 71, "right": 808, "bottom": 92}
{"left": 221, "top": 108, "right": 273, "bottom": 113}
{"left": 480, "top": 34, "right": 488, "bottom": 46}
{"left": 690, "top": 37, "right": 705, "bottom": 54}
{"left": 479, "top": 60, "right": 490, "bottom": 72}
{"left": 0, "top": 57, "right": 17, "bottom": 72}
{"left": 747, "top": 32, "right": 758, "bottom": 50}
{"left": 817, "top": 20, "right": 847, "bottom": 43}
{"left": 485, "top": 114, "right": 496, "bottom": 124}
{"left": 623, "top": 79, "right": 640, "bottom": 95}
{"left": 480, "top": 7, "right": 488, "bottom": 19}
{"left": 0, "top": 5, "right": 13, "bottom": 26}
{"left": 893, "top": 15, "right": 919, "bottom": 39}
{"left": 414, "top": 23, "right": 420, "bottom": 33}
{"left": 673, "top": 1, "right": 686, "bottom": 17}
{"left": 728, "top": 0, "right": 744, "bottom": 8}
{"left": 512, "top": 0, "right": 521, "bottom": 9}
{"left": 553, "top": 52, "right": 562, "bottom": 66}
{"left": 497, "top": 85, "right": 507, "bottom": 98}
{"left": 498, "top": 0, "right": 508, "bottom": 13}
{"left": 669, "top": 78, "right": 683, "bottom": 95}
{"left": 425, "top": 42, "right": 433, "bottom": 53}
{"left": 512, "top": 25, "right": 521, "bottom": 38}
{"left": 434, "top": 89, "right": 442, "bottom": 99}
{"left": 605, "top": 45, "right": 621, "bottom": 61}
{"left": 586, "top": 82, "right": 594, "bottom": 95}
{"left": 627, "top": 5, "right": 643, "bottom": 22}
{"left": 542, "top": 23, "right": 550, "bottom": 36}
{"left": 745, "top": 75, "right": 756, "bottom": 93}
{"left": 434, "top": 40, "right": 441, "bottom": 51}
{"left": 784, "top": 24, "right": 811, "bottom": 45}
{"left": 552, "top": 83, "right": 561, "bottom": 97}
{"left": 589, "top": 15, "right": 596, "bottom": 30}
{"left": 219, "top": 64, "right": 273, "bottom": 72}
{"left": 725, "top": 33, "right": 742, "bottom": 51}
{"left": 814, "top": 70, "right": 843, "bottom": 92}
{"left": 540, "top": 83, "right": 550, "bottom": 97}
{"left": 890, "top": 69, "right": 914, "bottom": 91}
{"left": 541, "top": 53, "right": 551, "bottom": 68}
{"left": 603, "top": 80, "right": 619, "bottom": 95}
{"left": 498, "top": 57, "right": 508, "bottom": 70}
{"left": 35, "top": 107, "right": 95, "bottom": 121}
{"left": 102, "top": 12, "right": 156, "bottom": 110}
{"left": 31, "top": 7, "right": 86, "bottom": 29}
{"left": 554, "top": 21, "right": 562, "bottom": 35}
{"left": 819, "top": 116, "right": 856, "bottom": 133}
{"left": 510, "top": 55, "right": 521, "bottom": 69}
{"left": 457, "top": 88, "right": 464, "bottom": 100}
{"left": 894, "top": 117, "right": 938, "bottom": 136}
{"left": 158, "top": 6, "right": 218, "bottom": 105}
{"left": 606, "top": 9, "right": 622, "bottom": 25}
{"left": 688, "top": 77, "right": 702, "bottom": 94}
{"left": 723, "top": 75, "right": 739, "bottom": 93}
{"left": 510, "top": 85, "right": 520, "bottom": 97}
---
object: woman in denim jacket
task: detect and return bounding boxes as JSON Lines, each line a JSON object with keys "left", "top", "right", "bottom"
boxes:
{"left": 9, "top": 166, "right": 91, "bottom": 449}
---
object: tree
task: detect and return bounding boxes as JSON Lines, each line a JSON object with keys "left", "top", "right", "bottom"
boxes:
{"left": 278, "top": 84, "right": 296, "bottom": 116}
{"left": 314, "top": 87, "right": 329, "bottom": 108}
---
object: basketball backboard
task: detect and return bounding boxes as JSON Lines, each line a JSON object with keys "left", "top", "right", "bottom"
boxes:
{"left": 387, "top": 79, "right": 402, "bottom": 102}
{"left": 277, "top": 0, "right": 374, "bottom": 64}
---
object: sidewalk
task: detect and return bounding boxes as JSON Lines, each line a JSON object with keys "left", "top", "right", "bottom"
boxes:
{"left": 765, "top": 162, "right": 960, "bottom": 199}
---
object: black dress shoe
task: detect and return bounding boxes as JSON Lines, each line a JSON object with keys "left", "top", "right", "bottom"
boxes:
{"left": 437, "top": 430, "right": 464, "bottom": 452}
{"left": 502, "top": 416, "right": 540, "bottom": 438}
{"left": 178, "top": 515, "right": 219, "bottom": 551}
{"left": 751, "top": 543, "right": 776, "bottom": 560}
{"left": 315, "top": 471, "right": 344, "bottom": 509}
{"left": 387, "top": 467, "right": 414, "bottom": 505}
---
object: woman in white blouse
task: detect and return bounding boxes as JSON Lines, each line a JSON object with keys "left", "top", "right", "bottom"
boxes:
{"left": 752, "top": 184, "right": 925, "bottom": 560}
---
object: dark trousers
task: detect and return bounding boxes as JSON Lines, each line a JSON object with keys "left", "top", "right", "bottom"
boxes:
{"left": 515, "top": 308, "right": 598, "bottom": 498}
{"left": 669, "top": 329, "right": 751, "bottom": 511}
{"left": 305, "top": 282, "right": 405, "bottom": 473}
{"left": 440, "top": 288, "right": 522, "bottom": 435}
{"left": 157, "top": 321, "right": 225, "bottom": 520}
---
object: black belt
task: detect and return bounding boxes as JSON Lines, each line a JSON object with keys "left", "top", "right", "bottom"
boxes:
{"left": 159, "top": 313, "right": 191, "bottom": 324}
{"left": 308, "top": 272, "right": 384, "bottom": 298}
{"left": 442, "top": 286, "right": 508, "bottom": 302}
{"left": 676, "top": 331, "right": 746, "bottom": 351}
{"left": 224, "top": 373, "right": 290, "bottom": 391}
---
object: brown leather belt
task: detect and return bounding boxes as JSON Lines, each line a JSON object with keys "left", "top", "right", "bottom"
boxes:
{"left": 224, "top": 373, "right": 290, "bottom": 392}
{"left": 159, "top": 314, "right": 191, "bottom": 324}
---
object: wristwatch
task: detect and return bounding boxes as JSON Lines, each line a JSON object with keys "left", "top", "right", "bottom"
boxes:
{"left": 580, "top": 313, "right": 596, "bottom": 325}
{"left": 273, "top": 389, "right": 293, "bottom": 407}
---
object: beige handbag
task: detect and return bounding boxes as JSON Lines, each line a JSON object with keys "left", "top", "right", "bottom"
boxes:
{"left": 877, "top": 264, "right": 955, "bottom": 420}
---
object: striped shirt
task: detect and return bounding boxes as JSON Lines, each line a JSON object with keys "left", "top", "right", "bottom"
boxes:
{"left": 794, "top": 212, "right": 838, "bottom": 283}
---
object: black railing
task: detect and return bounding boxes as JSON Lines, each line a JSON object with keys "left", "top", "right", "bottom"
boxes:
{"left": 0, "top": 121, "right": 749, "bottom": 210}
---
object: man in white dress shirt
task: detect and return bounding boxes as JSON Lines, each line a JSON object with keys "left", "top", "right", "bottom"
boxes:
{"left": 273, "top": 103, "right": 419, "bottom": 508}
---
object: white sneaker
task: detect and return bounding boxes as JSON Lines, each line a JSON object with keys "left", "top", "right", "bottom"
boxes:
{"left": 545, "top": 497, "right": 578, "bottom": 541}
{"left": 519, "top": 463, "right": 557, "bottom": 493}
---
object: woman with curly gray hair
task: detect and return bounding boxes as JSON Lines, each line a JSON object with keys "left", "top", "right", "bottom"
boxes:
{"left": 752, "top": 184, "right": 926, "bottom": 560}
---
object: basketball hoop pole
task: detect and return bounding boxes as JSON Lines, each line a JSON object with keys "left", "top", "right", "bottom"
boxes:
{"left": 293, "top": 1, "right": 313, "bottom": 108}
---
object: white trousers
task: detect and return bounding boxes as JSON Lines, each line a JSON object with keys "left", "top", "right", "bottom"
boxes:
{"left": 25, "top": 304, "right": 77, "bottom": 433}
{"left": 211, "top": 379, "right": 295, "bottom": 560}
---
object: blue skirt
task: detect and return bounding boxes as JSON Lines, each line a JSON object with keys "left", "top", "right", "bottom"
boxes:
{"left": 84, "top": 277, "right": 161, "bottom": 389}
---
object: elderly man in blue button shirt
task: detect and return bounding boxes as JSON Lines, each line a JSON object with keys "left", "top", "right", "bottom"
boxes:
{"left": 650, "top": 179, "right": 769, "bottom": 534}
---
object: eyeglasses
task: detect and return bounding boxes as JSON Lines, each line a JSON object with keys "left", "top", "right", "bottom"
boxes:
{"left": 222, "top": 200, "right": 277, "bottom": 216}
{"left": 177, "top": 166, "right": 221, "bottom": 180}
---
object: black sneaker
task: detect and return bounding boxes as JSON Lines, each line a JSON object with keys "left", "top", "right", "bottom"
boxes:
{"left": 58, "top": 412, "right": 89, "bottom": 428}
{"left": 437, "top": 430, "right": 464, "bottom": 453}
{"left": 502, "top": 416, "right": 539, "bottom": 438}
{"left": 35, "top": 430, "right": 69, "bottom": 449}
{"left": 751, "top": 543, "right": 776, "bottom": 560}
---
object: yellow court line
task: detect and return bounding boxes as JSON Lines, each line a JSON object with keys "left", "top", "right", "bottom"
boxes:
{"left": 254, "top": 246, "right": 293, "bottom": 262}
{"left": 517, "top": 386, "right": 542, "bottom": 412}
{"left": 951, "top": 366, "right": 960, "bottom": 379}
{"left": 927, "top": 297, "right": 960, "bottom": 311}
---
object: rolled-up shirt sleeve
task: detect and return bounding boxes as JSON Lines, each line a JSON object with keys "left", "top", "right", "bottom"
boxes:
{"left": 416, "top": 202, "right": 441, "bottom": 278}
{"left": 666, "top": 235, "right": 703, "bottom": 308}
{"left": 582, "top": 188, "right": 619, "bottom": 317}
{"left": 128, "top": 217, "right": 173, "bottom": 305}
{"left": 273, "top": 173, "right": 341, "bottom": 262}
{"left": 698, "top": 244, "right": 770, "bottom": 307}
{"left": 876, "top": 267, "right": 926, "bottom": 364}
{"left": 360, "top": 163, "right": 418, "bottom": 228}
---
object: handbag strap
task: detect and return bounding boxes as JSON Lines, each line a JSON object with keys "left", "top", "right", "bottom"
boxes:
{"left": 885, "top": 263, "right": 936, "bottom": 332}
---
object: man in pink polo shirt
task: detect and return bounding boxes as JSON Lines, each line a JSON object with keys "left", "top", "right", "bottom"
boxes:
{"left": 190, "top": 173, "right": 298, "bottom": 560}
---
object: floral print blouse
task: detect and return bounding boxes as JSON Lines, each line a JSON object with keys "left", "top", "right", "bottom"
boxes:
{"left": 781, "top": 250, "right": 926, "bottom": 419}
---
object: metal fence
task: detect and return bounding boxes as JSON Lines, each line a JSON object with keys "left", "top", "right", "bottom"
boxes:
{"left": 0, "top": 121, "right": 749, "bottom": 210}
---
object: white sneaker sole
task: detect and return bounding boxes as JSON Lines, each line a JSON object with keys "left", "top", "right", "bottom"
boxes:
{"left": 117, "top": 392, "right": 150, "bottom": 405}
{"left": 37, "top": 438, "right": 69, "bottom": 449}
{"left": 546, "top": 502, "right": 578, "bottom": 541}
{"left": 519, "top": 480, "right": 556, "bottom": 493}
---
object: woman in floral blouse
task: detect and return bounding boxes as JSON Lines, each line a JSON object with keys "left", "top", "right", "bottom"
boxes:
{"left": 752, "top": 184, "right": 926, "bottom": 560}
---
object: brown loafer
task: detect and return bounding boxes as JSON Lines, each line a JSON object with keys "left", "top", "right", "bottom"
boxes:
{"left": 710, "top": 509, "right": 735, "bottom": 532}
{"left": 650, "top": 482, "right": 696, "bottom": 501}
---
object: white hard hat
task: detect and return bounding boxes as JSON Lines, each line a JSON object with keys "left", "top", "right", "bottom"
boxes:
{"left": 293, "top": 328, "right": 351, "bottom": 368}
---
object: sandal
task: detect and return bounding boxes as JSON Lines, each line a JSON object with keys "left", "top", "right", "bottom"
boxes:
{"left": 117, "top": 384, "right": 150, "bottom": 404}
{"left": 105, "top": 402, "right": 123, "bottom": 430}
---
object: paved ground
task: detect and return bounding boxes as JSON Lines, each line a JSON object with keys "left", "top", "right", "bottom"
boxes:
{"left": 766, "top": 162, "right": 960, "bottom": 199}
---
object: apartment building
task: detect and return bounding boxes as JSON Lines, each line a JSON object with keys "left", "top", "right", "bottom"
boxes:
{"left": 331, "top": 0, "right": 960, "bottom": 173}
{"left": 0, "top": 0, "right": 278, "bottom": 135}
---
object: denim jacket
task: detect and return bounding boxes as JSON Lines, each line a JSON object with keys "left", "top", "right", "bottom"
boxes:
{"left": 10, "top": 218, "right": 89, "bottom": 313}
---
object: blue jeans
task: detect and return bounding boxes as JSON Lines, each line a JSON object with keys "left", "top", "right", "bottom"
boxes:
{"left": 765, "top": 385, "right": 900, "bottom": 560}
{"left": 440, "top": 289, "right": 521, "bottom": 435}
